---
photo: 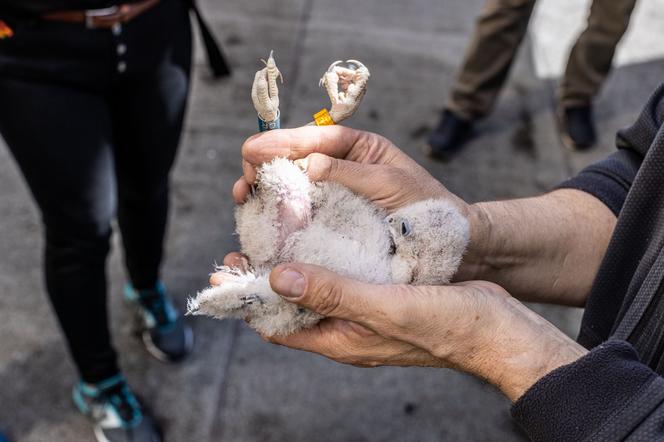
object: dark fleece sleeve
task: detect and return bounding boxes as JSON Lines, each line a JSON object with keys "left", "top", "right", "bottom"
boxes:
{"left": 511, "top": 340, "right": 664, "bottom": 442}
{"left": 555, "top": 149, "right": 642, "bottom": 217}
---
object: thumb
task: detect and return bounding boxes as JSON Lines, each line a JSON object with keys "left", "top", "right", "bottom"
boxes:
{"left": 269, "top": 263, "right": 385, "bottom": 324}
{"left": 297, "top": 153, "right": 402, "bottom": 208}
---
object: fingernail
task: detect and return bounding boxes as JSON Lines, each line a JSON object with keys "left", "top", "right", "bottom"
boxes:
{"left": 294, "top": 158, "right": 308, "bottom": 172}
{"left": 275, "top": 269, "right": 306, "bottom": 298}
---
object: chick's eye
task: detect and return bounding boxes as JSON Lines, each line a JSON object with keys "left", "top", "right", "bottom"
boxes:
{"left": 401, "top": 220, "right": 412, "bottom": 236}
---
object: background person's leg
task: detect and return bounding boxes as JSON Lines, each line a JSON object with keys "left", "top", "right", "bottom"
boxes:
{"left": 428, "top": 0, "right": 536, "bottom": 160}
{"left": 448, "top": 0, "right": 536, "bottom": 120}
{"left": 110, "top": 1, "right": 192, "bottom": 291}
{"left": 108, "top": 0, "right": 193, "bottom": 364}
{"left": 559, "top": 0, "right": 637, "bottom": 107}
{"left": 0, "top": 77, "right": 119, "bottom": 384}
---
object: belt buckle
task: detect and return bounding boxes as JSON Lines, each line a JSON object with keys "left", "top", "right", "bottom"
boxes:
{"left": 85, "top": 5, "right": 120, "bottom": 29}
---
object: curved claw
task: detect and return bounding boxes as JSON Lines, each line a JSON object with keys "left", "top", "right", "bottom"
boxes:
{"left": 345, "top": 59, "right": 367, "bottom": 71}
{"left": 317, "top": 58, "right": 370, "bottom": 124}
{"left": 326, "top": 60, "right": 344, "bottom": 72}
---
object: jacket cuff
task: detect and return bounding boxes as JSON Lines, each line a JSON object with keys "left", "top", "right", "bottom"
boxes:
{"left": 555, "top": 149, "right": 640, "bottom": 217}
{"left": 511, "top": 340, "right": 657, "bottom": 442}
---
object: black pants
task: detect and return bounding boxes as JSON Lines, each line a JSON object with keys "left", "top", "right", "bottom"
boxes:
{"left": 0, "top": 0, "right": 192, "bottom": 383}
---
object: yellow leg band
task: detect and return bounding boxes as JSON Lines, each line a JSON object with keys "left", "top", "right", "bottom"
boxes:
{"left": 313, "top": 109, "right": 335, "bottom": 126}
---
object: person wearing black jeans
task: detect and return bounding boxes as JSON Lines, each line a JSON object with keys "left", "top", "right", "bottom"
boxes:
{"left": 0, "top": 1, "right": 200, "bottom": 440}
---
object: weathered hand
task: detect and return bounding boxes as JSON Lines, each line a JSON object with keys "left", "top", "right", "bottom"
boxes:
{"left": 234, "top": 125, "right": 468, "bottom": 214}
{"left": 213, "top": 252, "right": 444, "bottom": 368}
{"left": 269, "top": 318, "right": 446, "bottom": 368}
{"left": 261, "top": 263, "right": 587, "bottom": 402}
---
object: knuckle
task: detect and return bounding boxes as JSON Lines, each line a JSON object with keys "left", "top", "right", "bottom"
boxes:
{"left": 309, "top": 277, "right": 345, "bottom": 317}
{"left": 323, "top": 156, "right": 339, "bottom": 181}
{"left": 307, "top": 153, "right": 333, "bottom": 181}
{"left": 363, "top": 132, "right": 392, "bottom": 163}
{"left": 240, "top": 138, "right": 256, "bottom": 161}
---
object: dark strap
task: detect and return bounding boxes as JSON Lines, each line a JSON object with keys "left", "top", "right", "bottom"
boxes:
{"left": 187, "top": 0, "right": 231, "bottom": 78}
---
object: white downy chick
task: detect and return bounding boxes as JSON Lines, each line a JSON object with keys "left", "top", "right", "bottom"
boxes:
{"left": 189, "top": 158, "right": 469, "bottom": 336}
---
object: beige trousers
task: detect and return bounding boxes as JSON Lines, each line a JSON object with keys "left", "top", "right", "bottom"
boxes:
{"left": 447, "top": 0, "right": 637, "bottom": 120}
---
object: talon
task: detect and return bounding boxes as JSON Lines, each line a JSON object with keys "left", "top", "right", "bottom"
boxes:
{"left": 261, "top": 50, "right": 276, "bottom": 68}
{"left": 346, "top": 59, "right": 367, "bottom": 71}
{"left": 326, "top": 60, "right": 343, "bottom": 72}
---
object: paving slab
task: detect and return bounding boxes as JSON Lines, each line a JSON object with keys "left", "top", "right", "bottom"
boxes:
{"left": 218, "top": 326, "right": 529, "bottom": 442}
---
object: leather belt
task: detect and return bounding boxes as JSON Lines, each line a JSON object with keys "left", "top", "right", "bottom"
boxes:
{"left": 41, "top": 0, "right": 160, "bottom": 29}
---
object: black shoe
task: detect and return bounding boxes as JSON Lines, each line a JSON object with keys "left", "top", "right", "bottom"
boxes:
{"left": 558, "top": 105, "right": 596, "bottom": 151}
{"left": 125, "top": 282, "right": 193, "bottom": 363}
{"left": 73, "top": 375, "right": 162, "bottom": 442}
{"left": 426, "top": 110, "right": 474, "bottom": 161}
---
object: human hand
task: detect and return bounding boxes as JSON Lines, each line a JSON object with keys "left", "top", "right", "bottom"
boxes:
{"left": 233, "top": 125, "right": 468, "bottom": 214}
{"left": 213, "top": 252, "right": 446, "bottom": 368}
{"left": 260, "top": 263, "right": 587, "bottom": 402}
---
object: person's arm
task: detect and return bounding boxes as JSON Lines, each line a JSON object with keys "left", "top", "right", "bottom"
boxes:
{"left": 256, "top": 264, "right": 664, "bottom": 441}
{"left": 458, "top": 149, "right": 642, "bottom": 306}
{"left": 458, "top": 189, "right": 616, "bottom": 306}
{"left": 263, "top": 263, "right": 587, "bottom": 402}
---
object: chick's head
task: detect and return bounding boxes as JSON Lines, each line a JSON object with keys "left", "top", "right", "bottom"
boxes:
{"left": 386, "top": 199, "right": 469, "bottom": 285}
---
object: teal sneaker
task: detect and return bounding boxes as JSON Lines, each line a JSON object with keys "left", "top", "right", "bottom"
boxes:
{"left": 72, "top": 375, "right": 162, "bottom": 442}
{"left": 124, "top": 282, "right": 193, "bottom": 363}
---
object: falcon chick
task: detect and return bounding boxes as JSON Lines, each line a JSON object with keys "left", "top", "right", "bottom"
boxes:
{"left": 188, "top": 158, "right": 469, "bottom": 336}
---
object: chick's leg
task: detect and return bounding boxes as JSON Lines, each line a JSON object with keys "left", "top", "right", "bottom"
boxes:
{"left": 188, "top": 267, "right": 275, "bottom": 318}
{"left": 189, "top": 266, "right": 316, "bottom": 336}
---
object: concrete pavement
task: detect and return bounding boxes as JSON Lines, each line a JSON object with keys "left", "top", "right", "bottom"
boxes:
{"left": 1, "top": 0, "right": 663, "bottom": 440}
